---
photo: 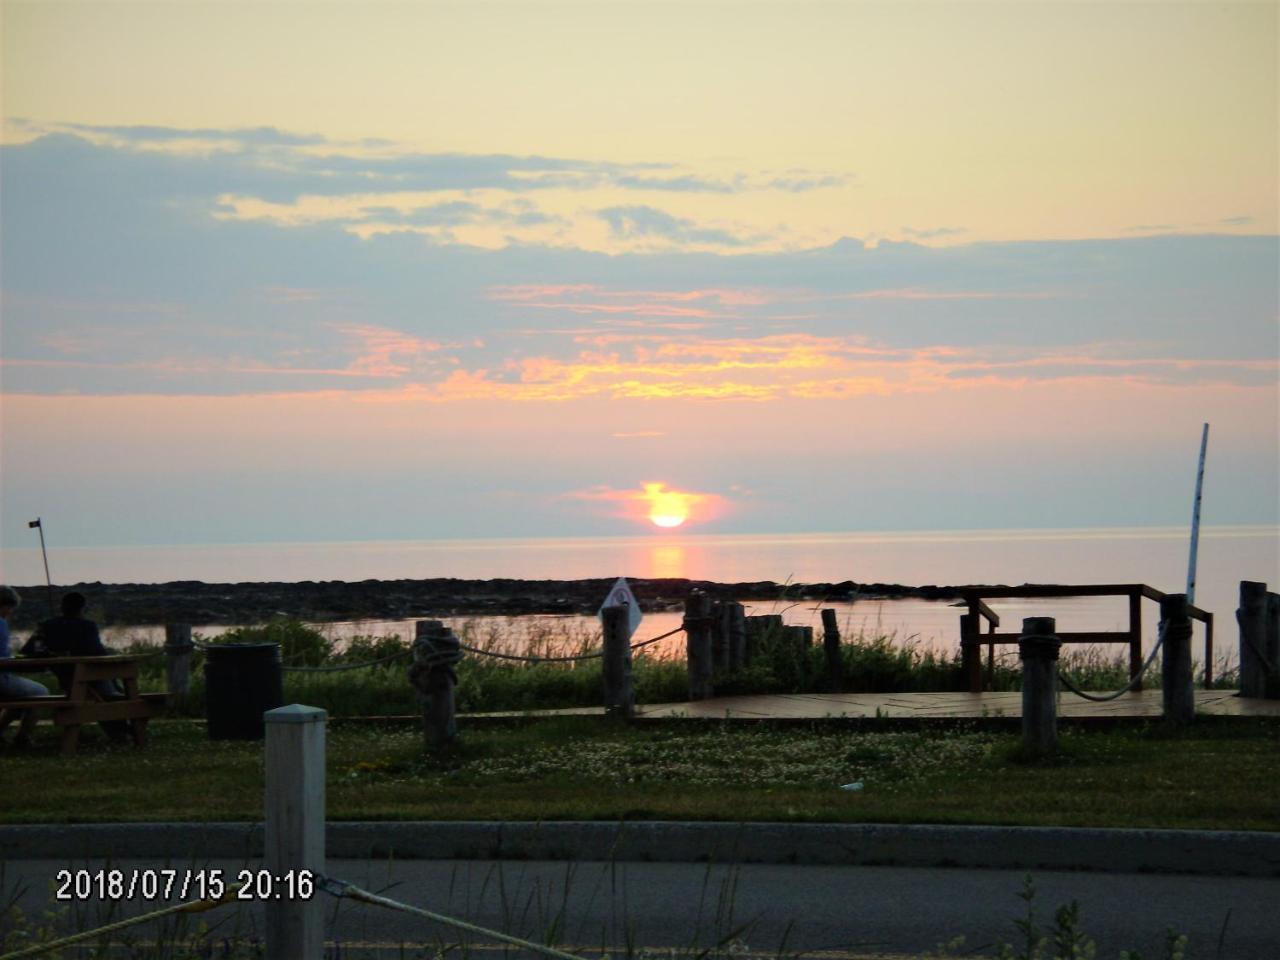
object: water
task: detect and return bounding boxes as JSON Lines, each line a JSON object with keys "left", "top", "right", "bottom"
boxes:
{"left": 3, "top": 526, "right": 1274, "bottom": 666}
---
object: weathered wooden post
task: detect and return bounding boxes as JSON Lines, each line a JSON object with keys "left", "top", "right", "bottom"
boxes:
{"left": 409, "top": 620, "right": 461, "bottom": 748}
{"left": 726, "top": 602, "right": 746, "bottom": 671}
{"left": 1237, "top": 581, "right": 1270, "bottom": 698}
{"left": 1019, "top": 617, "right": 1061, "bottom": 758}
{"left": 961, "top": 612, "right": 982, "bottom": 693}
{"left": 1266, "top": 593, "right": 1280, "bottom": 700}
{"left": 163, "top": 623, "right": 193, "bottom": 708}
{"left": 821, "top": 608, "right": 843, "bottom": 692}
{"left": 684, "top": 591, "right": 714, "bottom": 700}
{"left": 1160, "top": 594, "right": 1194, "bottom": 725}
{"left": 264, "top": 704, "right": 326, "bottom": 960}
{"left": 710, "top": 601, "right": 729, "bottom": 672}
{"left": 601, "top": 604, "right": 634, "bottom": 718}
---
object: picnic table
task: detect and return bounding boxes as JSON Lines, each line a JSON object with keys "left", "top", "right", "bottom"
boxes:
{"left": 0, "top": 654, "right": 167, "bottom": 753}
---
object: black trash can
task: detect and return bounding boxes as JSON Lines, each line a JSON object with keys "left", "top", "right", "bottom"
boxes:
{"left": 203, "top": 643, "right": 283, "bottom": 740}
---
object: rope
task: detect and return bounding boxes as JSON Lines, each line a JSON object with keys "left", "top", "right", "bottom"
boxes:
{"left": 1056, "top": 617, "right": 1183, "bottom": 702}
{"left": 629, "top": 625, "right": 684, "bottom": 651}
{"left": 457, "top": 643, "right": 602, "bottom": 663}
{"left": 0, "top": 884, "right": 244, "bottom": 960}
{"left": 281, "top": 649, "right": 412, "bottom": 673}
{"left": 319, "top": 875, "right": 587, "bottom": 960}
{"left": 454, "top": 624, "right": 687, "bottom": 663}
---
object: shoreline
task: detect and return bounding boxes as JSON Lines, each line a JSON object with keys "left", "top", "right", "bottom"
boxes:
{"left": 3, "top": 576, "right": 990, "bottom": 629}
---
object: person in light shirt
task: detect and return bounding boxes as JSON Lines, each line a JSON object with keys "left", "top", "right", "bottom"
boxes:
{"left": 0, "top": 585, "right": 48, "bottom": 748}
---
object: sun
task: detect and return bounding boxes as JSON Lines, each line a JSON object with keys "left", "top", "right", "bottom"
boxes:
{"left": 644, "top": 483, "right": 692, "bottom": 529}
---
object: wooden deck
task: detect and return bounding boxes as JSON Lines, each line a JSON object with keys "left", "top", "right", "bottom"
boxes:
{"left": 467, "top": 690, "right": 1280, "bottom": 721}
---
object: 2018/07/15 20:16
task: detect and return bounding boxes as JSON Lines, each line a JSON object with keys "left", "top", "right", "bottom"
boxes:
{"left": 53, "top": 868, "right": 316, "bottom": 902}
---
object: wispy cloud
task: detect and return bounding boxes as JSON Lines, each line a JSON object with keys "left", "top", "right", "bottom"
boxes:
{"left": 597, "top": 205, "right": 768, "bottom": 249}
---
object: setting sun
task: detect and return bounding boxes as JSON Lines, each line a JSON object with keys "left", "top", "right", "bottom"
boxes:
{"left": 643, "top": 483, "right": 694, "bottom": 528}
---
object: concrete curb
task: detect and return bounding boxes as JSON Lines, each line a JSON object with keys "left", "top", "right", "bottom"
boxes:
{"left": 2, "top": 821, "right": 1277, "bottom": 876}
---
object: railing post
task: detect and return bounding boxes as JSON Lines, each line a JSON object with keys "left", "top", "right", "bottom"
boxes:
{"left": 821, "top": 608, "right": 843, "bottom": 693}
{"left": 1267, "top": 593, "right": 1280, "bottom": 700}
{"left": 264, "top": 704, "right": 326, "bottom": 960}
{"left": 1237, "top": 581, "right": 1269, "bottom": 698}
{"left": 163, "top": 623, "right": 193, "bottom": 709}
{"left": 601, "top": 604, "right": 634, "bottom": 718}
{"left": 409, "top": 620, "right": 460, "bottom": 748}
{"left": 1204, "top": 611, "right": 1214, "bottom": 688}
{"left": 1019, "top": 617, "right": 1061, "bottom": 758}
{"left": 1128, "top": 590, "right": 1144, "bottom": 692}
{"left": 684, "top": 591, "right": 714, "bottom": 700}
{"left": 1160, "top": 594, "right": 1194, "bottom": 725}
{"left": 726, "top": 602, "right": 746, "bottom": 671}
{"left": 961, "top": 612, "right": 982, "bottom": 693}
{"left": 709, "top": 601, "right": 729, "bottom": 672}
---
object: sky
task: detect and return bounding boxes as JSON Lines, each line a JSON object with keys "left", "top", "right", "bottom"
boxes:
{"left": 1, "top": 1, "right": 1277, "bottom": 550}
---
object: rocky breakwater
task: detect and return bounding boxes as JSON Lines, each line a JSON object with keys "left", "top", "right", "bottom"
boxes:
{"left": 6, "top": 577, "right": 976, "bottom": 629}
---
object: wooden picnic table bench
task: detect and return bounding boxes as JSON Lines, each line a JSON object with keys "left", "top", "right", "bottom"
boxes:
{"left": 0, "top": 655, "right": 168, "bottom": 754}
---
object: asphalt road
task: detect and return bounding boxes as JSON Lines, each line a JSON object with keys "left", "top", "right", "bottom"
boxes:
{"left": 6, "top": 858, "right": 1278, "bottom": 959}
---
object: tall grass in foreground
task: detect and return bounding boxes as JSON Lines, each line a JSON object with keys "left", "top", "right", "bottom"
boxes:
{"left": 86, "top": 616, "right": 1241, "bottom": 719}
{"left": 0, "top": 861, "right": 1194, "bottom": 960}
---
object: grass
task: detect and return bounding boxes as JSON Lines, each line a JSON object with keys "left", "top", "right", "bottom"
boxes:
{"left": 1, "top": 716, "right": 1276, "bottom": 830}
{"left": 39, "top": 616, "right": 1237, "bottom": 720}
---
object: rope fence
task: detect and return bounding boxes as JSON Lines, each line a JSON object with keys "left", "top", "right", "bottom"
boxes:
{"left": 280, "top": 649, "right": 412, "bottom": 673}
{"left": 1056, "top": 617, "right": 1179, "bottom": 703}
{"left": 318, "top": 875, "right": 588, "bottom": 960}
{"left": 454, "top": 625, "right": 686, "bottom": 664}
{"left": 0, "top": 884, "right": 245, "bottom": 960}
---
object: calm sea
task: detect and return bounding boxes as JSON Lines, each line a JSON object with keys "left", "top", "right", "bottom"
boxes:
{"left": 2, "top": 526, "right": 1276, "bottom": 665}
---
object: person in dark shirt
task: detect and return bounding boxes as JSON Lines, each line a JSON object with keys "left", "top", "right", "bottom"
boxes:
{"left": 25, "top": 593, "right": 128, "bottom": 740}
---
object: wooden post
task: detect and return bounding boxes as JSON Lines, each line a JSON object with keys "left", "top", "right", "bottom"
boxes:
{"left": 601, "top": 604, "right": 634, "bottom": 718}
{"left": 1160, "top": 594, "right": 1194, "bottom": 725}
{"left": 709, "top": 601, "right": 728, "bottom": 672}
{"left": 409, "top": 620, "right": 460, "bottom": 749}
{"left": 1267, "top": 593, "right": 1280, "bottom": 700}
{"left": 163, "top": 624, "right": 193, "bottom": 708}
{"left": 264, "top": 704, "right": 326, "bottom": 960}
{"left": 821, "top": 608, "right": 842, "bottom": 693}
{"left": 960, "top": 612, "right": 982, "bottom": 693}
{"left": 726, "top": 602, "right": 746, "bottom": 671}
{"left": 1128, "top": 590, "right": 1144, "bottom": 692}
{"left": 744, "top": 614, "right": 781, "bottom": 663}
{"left": 684, "top": 591, "right": 714, "bottom": 700}
{"left": 1018, "top": 617, "right": 1061, "bottom": 758}
{"left": 1204, "top": 612, "right": 1214, "bottom": 688}
{"left": 1238, "top": 581, "right": 1269, "bottom": 698}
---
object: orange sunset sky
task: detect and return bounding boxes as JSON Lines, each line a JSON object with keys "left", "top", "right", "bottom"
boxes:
{"left": 0, "top": 1, "right": 1276, "bottom": 550}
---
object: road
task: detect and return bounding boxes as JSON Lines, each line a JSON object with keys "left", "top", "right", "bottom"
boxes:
{"left": 6, "top": 858, "right": 1277, "bottom": 958}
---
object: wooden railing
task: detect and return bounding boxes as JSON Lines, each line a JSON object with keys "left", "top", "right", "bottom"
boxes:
{"left": 956, "top": 584, "right": 1214, "bottom": 693}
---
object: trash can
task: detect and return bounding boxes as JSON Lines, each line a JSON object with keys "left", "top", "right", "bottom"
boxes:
{"left": 203, "top": 643, "right": 283, "bottom": 740}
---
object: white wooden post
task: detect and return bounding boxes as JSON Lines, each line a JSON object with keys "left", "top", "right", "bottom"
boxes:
{"left": 265, "top": 704, "right": 326, "bottom": 960}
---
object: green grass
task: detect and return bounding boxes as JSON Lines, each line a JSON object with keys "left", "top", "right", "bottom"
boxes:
{"left": 2, "top": 717, "right": 1275, "bottom": 830}
{"left": 60, "top": 616, "right": 1237, "bottom": 720}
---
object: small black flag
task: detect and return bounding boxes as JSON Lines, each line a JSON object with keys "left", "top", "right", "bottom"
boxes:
{"left": 28, "top": 518, "right": 41, "bottom": 528}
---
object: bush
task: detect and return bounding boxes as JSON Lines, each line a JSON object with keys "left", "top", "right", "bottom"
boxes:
{"left": 213, "top": 617, "right": 333, "bottom": 666}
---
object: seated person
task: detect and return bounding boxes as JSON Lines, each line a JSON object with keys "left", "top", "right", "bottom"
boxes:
{"left": 25, "top": 592, "right": 129, "bottom": 741}
{"left": 0, "top": 585, "right": 49, "bottom": 748}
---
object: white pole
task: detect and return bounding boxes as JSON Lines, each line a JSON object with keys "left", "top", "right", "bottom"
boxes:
{"left": 1186, "top": 423, "right": 1209, "bottom": 605}
{"left": 265, "top": 704, "right": 327, "bottom": 959}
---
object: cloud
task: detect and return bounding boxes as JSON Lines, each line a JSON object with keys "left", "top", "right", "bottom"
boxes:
{"left": 596, "top": 205, "right": 763, "bottom": 248}
{"left": 762, "top": 173, "right": 848, "bottom": 192}
{"left": 1221, "top": 215, "right": 1255, "bottom": 226}
{"left": 1, "top": 132, "right": 1274, "bottom": 399}
{"left": 902, "top": 225, "right": 968, "bottom": 240}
